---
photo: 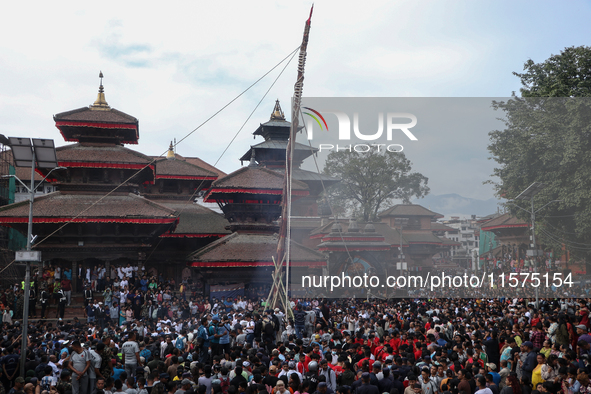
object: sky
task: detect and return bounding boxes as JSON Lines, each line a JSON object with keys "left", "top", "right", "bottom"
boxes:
{"left": 1, "top": 0, "right": 590, "bottom": 202}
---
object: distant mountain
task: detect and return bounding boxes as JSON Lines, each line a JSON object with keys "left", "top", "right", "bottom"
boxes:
{"left": 411, "top": 193, "right": 501, "bottom": 218}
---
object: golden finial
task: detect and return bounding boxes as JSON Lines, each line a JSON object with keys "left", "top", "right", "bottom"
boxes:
{"left": 166, "top": 141, "right": 175, "bottom": 160}
{"left": 91, "top": 71, "right": 110, "bottom": 110}
{"left": 270, "top": 99, "right": 285, "bottom": 120}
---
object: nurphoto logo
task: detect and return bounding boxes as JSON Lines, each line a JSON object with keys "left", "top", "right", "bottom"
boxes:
{"left": 302, "top": 109, "right": 418, "bottom": 153}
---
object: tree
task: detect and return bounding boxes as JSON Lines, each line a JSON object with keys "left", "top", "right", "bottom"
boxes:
{"left": 323, "top": 149, "right": 429, "bottom": 222}
{"left": 488, "top": 46, "right": 591, "bottom": 259}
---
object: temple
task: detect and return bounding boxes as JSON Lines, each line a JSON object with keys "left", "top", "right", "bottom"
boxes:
{"left": 0, "top": 75, "right": 227, "bottom": 290}
{"left": 0, "top": 77, "right": 459, "bottom": 294}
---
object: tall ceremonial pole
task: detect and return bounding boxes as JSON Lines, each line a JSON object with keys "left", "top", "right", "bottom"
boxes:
{"left": 273, "top": 5, "right": 313, "bottom": 316}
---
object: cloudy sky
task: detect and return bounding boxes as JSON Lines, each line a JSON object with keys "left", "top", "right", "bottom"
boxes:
{"left": 1, "top": 0, "right": 590, "bottom": 201}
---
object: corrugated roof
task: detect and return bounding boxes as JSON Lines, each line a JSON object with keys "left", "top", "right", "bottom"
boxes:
{"left": 379, "top": 204, "right": 444, "bottom": 218}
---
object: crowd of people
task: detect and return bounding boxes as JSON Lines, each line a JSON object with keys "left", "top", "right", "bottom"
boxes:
{"left": 2, "top": 286, "right": 591, "bottom": 394}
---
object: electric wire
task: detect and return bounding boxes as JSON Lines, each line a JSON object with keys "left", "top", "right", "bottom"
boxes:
{"left": 142, "top": 46, "right": 300, "bottom": 264}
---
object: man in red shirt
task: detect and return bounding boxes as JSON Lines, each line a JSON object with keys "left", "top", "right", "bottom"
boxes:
{"left": 580, "top": 305, "right": 590, "bottom": 328}
{"left": 61, "top": 277, "right": 72, "bottom": 306}
{"left": 389, "top": 332, "right": 401, "bottom": 355}
{"left": 356, "top": 349, "right": 375, "bottom": 369}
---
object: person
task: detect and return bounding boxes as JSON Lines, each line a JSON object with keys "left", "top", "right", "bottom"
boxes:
{"left": 475, "top": 376, "right": 494, "bottom": 394}
{"left": 420, "top": 367, "right": 438, "bottom": 394}
{"left": 122, "top": 331, "right": 141, "bottom": 378}
{"left": 176, "top": 379, "right": 193, "bottom": 394}
{"left": 39, "top": 289, "right": 50, "bottom": 319}
{"left": 8, "top": 377, "right": 25, "bottom": 394}
{"left": 487, "top": 364, "right": 501, "bottom": 386}
{"left": 88, "top": 343, "right": 102, "bottom": 394}
{"left": 519, "top": 342, "right": 537, "bottom": 383}
{"left": 28, "top": 286, "right": 36, "bottom": 318}
{"left": 68, "top": 340, "right": 91, "bottom": 394}
{"left": 356, "top": 372, "right": 378, "bottom": 394}
{"left": 197, "top": 317, "right": 210, "bottom": 364}
{"left": 62, "top": 277, "right": 72, "bottom": 306}
{"left": 57, "top": 288, "right": 67, "bottom": 319}
{"left": 531, "top": 354, "right": 545, "bottom": 388}
{"left": 2, "top": 346, "right": 19, "bottom": 390}
{"left": 57, "top": 370, "right": 73, "bottom": 394}
{"left": 84, "top": 285, "right": 94, "bottom": 308}
{"left": 457, "top": 370, "right": 472, "bottom": 394}
{"left": 318, "top": 360, "right": 336, "bottom": 392}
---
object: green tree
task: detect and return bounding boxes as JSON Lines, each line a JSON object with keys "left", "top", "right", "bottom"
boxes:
{"left": 489, "top": 45, "right": 591, "bottom": 259}
{"left": 323, "top": 149, "right": 429, "bottom": 222}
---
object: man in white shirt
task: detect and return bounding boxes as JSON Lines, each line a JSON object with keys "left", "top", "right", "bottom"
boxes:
{"left": 88, "top": 344, "right": 102, "bottom": 394}
{"left": 122, "top": 332, "right": 141, "bottom": 377}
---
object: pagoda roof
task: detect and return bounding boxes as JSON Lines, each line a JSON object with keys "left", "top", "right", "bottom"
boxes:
{"left": 311, "top": 220, "right": 408, "bottom": 246}
{"left": 430, "top": 222, "right": 458, "bottom": 232}
{"left": 480, "top": 212, "right": 528, "bottom": 231}
{"left": 54, "top": 106, "right": 138, "bottom": 124}
{"left": 54, "top": 106, "right": 139, "bottom": 145}
{"left": 272, "top": 168, "right": 340, "bottom": 184}
{"left": 402, "top": 230, "right": 448, "bottom": 244}
{"left": 155, "top": 154, "right": 226, "bottom": 178}
{"left": 438, "top": 236, "right": 461, "bottom": 246}
{"left": 56, "top": 143, "right": 153, "bottom": 166}
{"left": 158, "top": 201, "right": 231, "bottom": 237}
{"left": 379, "top": 204, "right": 444, "bottom": 219}
{"left": 239, "top": 140, "right": 317, "bottom": 162}
{"left": 0, "top": 191, "right": 178, "bottom": 224}
{"left": 154, "top": 158, "right": 218, "bottom": 180}
{"left": 187, "top": 232, "right": 326, "bottom": 267}
{"left": 204, "top": 166, "right": 308, "bottom": 202}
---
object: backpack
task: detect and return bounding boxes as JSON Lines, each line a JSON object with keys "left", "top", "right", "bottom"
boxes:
{"left": 556, "top": 323, "right": 569, "bottom": 346}
{"left": 175, "top": 336, "right": 185, "bottom": 350}
{"left": 219, "top": 375, "right": 230, "bottom": 394}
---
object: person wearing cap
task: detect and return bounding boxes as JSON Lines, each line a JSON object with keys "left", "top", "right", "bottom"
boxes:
{"left": 263, "top": 365, "right": 280, "bottom": 388}
{"left": 176, "top": 378, "right": 193, "bottom": 394}
{"left": 11, "top": 377, "right": 25, "bottom": 393}
{"left": 486, "top": 363, "right": 501, "bottom": 386}
{"left": 518, "top": 341, "right": 536, "bottom": 382}
{"left": 356, "top": 372, "right": 378, "bottom": 394}
{"left": 577, "top": 324, "right": 591, "bottom": 345}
